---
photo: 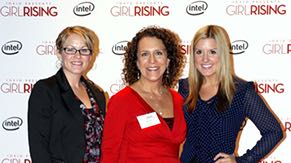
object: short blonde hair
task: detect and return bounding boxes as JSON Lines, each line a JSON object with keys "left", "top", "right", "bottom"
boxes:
{"left": 56, "top": 25, "right": 99, "bottom": 56}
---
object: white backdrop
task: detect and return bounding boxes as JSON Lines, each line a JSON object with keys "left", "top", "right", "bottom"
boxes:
{"left": 0, "top": 0, "right": 290, "bottom": 162}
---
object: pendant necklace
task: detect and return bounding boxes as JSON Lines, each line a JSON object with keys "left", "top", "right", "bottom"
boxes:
{"left": 149, "top": 87, "right": 167, "bottom": 115}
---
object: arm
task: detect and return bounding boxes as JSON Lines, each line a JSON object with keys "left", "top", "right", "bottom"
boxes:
{"left": 101, "top": 95, "right": 128, "bottom": 163}
{"left": 27, "top": 81, "right": 53, "bottom": 163}
{"left": 236, "top": 82, "right": 284, "bottom": 162}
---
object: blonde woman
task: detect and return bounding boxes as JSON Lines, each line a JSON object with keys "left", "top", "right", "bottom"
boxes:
{"left": 178, "top": 25, "right": 284, "bottom": 163}
{"left": 28, "top": 26, "right": 107, "bottom": 163}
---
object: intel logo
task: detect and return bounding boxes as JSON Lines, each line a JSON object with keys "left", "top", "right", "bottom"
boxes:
{"left": 73, "top": 2, "right": 95, "bottom": 16}
{"left": 1, "top": 40, "right": 22, "bottom": 55}
{"left": 231, "top": 40, "right": 248, "bottom": 55}
{"left": 186, "top": 1, "right": 208, "bottom": 16}
{"left": 112, "top": 41, "right": 129, "bottom": 55}
{"left": 2, "top": 117, "right": 23, "bottom": 131}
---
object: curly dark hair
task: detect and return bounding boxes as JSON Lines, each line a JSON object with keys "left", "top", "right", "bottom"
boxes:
{"left": 123, "top": 25, "right": 185, "bottom": 88}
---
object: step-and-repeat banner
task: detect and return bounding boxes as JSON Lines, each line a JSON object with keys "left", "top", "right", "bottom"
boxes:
{"left": 0, "top": 0, "right": 290, "bottom": 162}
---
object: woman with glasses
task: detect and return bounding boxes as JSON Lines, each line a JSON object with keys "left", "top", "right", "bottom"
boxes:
{"left": 28, "top": 25, "right": 107, "bottom": 163}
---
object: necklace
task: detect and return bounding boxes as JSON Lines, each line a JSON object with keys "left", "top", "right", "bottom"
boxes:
{"left": 148, "top": 97, "right": 164, "bottom": 115}
{"left": 157, "top": 107, "right": 163, "bottom": 115}
{"left": 148, "top": 87, "right": 168, "bottom": 115}
{"left": 148, "top": 87, "right": 167, "bottom": 99}
{"left": 135, "top": 82, "right": 168, "bottom": 116}
{"left": 159, "top": 87, "right": 168, "bottom": 95}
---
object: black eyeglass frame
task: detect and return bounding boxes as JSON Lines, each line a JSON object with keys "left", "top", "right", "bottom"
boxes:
{"left": 62, "top": 47, "right": 93, "bottom": 56}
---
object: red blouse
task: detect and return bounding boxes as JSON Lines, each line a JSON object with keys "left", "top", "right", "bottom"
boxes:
{"left": 101, "top": 86, "right": 186, "bottom": 163}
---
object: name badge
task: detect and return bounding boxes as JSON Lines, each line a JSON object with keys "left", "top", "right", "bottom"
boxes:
{"left": 137, "top": 112, "right": 161, "bottom": 129}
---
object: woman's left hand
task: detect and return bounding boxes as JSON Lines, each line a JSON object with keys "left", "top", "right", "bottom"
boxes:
{"left": 213, "top": 152, "right": 237, "bottom": 163}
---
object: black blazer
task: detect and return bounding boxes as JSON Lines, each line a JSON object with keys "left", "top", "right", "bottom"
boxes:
{"left": 28, "top": 69, "right": 106, "bottom": 163}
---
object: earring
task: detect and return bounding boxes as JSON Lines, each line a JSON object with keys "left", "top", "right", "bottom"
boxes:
{"left": 166, "top": 68, "right": 169, "bottom": 78}
{"left": 56, "top": 58, "right": 63, "bottom": 68}
{"left": 137, "top": 71, "right": 140, "bottom": 79}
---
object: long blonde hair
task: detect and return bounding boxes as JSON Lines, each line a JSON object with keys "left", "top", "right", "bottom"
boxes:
{"left": 186, "top": 25, "right": 235, "bottom": 112}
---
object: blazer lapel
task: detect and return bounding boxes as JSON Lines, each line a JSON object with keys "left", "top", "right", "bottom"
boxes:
{"left": 56, "top": 69, "right": 83, "bottom": 123}
{"left": 82, "top": 78, "right": 106, "bottom": 116}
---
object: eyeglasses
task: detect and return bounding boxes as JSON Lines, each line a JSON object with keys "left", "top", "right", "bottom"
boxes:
{"left": 62, "top": 47, "right": 92, "bottom": 56}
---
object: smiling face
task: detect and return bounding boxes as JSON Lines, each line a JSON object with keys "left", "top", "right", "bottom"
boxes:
{"left": 136, "top": 36, "right": 170, "bottom": 84}
{"left": 194, "top": 38, "right": 220, "bottom": 81}
{"left": 57, "top": 33, "right": 92, "bottom": 78}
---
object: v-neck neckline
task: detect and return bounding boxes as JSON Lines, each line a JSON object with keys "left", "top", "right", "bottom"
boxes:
{"left": 127, "top": 86, "right": 176, "bottom": 132}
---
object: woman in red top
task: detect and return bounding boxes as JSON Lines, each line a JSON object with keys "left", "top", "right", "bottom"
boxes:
{"left": 101, "top": 26, "right": 186, "bottom": 163}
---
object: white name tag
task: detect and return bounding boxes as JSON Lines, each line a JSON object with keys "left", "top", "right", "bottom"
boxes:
{"left": 137, "top": 112, "right": 161, "bottom": 129}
